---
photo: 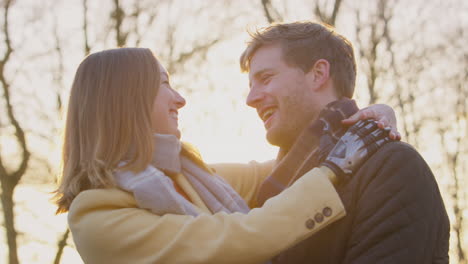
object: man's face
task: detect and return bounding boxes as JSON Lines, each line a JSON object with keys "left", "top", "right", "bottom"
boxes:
{"left": 246, "top": 44, "right": 321, "bottom": 149}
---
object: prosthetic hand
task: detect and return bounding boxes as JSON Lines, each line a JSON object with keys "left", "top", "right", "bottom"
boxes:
{"left": 322, "top": 120, "right": 391, "bottom": 181}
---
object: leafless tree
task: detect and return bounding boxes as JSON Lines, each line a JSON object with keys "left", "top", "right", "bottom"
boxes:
{"left": 53, "top": 229, "right": 70, "bottom": 264}
{"left": 436, "top": 24, "right": 468, "bottom": 264}
{"left": 437, "top": 92, "right": 467, "bottom": 264}
{"left": 83, "top": 0, "right": 91, "bottom": 55}
{"left": 314, "top": 0, "right": 343, "bottom": 26}
{"left": 260, "top": 0, "right": 343, "bottom": 26}
{"left": 354, "top": 0, "right": 397, "bottom": 105}
{"left": 112, "top": 0, "right": 127, "bottom": 46}
{"left": 377, "top": 1, "right": 434, "bottom": 148}
{"left": 260, "top": 0, "right": 283, "bottom": 23}
{"left": 0, "top": 1, "right": 31, "bottom": 263}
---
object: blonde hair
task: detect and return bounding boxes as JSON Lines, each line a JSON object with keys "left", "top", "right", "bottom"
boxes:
{"left": 55, "top": 48, "right": 160, "bottom": 213}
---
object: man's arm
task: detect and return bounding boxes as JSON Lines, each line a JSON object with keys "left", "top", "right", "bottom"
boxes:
{"left": 342, "top": 142, "right": 450, "bottom": 264}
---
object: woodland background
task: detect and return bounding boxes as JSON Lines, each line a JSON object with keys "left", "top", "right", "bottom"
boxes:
{"left": 0, "top": 0, "right": 466, "bottom": 263}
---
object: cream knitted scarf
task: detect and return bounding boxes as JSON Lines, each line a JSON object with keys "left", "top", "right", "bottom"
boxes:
{"left": 114, "top": 134, "right": 250, "bottom": 216}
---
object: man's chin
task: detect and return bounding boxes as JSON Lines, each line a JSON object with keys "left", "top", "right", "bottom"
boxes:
{"left": 266, "top": 127, "right": 298, "bottom": 149}
{"left": 266, "top": 130, "right": 285, "bottom": 148}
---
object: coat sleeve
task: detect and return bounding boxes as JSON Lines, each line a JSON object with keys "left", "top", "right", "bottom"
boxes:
{"left": 342, "top": 142, "right": 450, "bottom": 264}
{"left": 210, "top": 160, "right": 275, "bottom": 208}
{"left": 68, "top": 167, "right": 345, "bottom": 264}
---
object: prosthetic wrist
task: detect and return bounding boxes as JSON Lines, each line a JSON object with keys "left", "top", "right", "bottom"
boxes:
{"left": 321, "top": 120, "right": 391, "bottom": 183}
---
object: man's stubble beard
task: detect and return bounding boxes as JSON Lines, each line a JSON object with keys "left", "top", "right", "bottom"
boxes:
{"left": 266, "top": 96, "right": 318, "bottom": 151}
{"left": 266, "top": 119, "right": 303, "bottom": 150}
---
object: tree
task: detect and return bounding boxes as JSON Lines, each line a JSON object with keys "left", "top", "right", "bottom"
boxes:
{"left": 0, "top": 1, "right": 31, "bottom": 264}
{"left": 436, "top": 23, "right": 468, "bottom": 264}
{"left": 260, "top": 0, "right": 343, "bottom": 26}
{"left": 354, "top": 0, "right": 397, "bottom": 105}
{"left": 313, "top": 0, "right": 343, "bottom": 26}
{"left": 260, "top": 0, "right": 283, "bottom": 23}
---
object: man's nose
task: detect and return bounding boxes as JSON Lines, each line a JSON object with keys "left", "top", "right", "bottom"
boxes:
{"left": 246, "top": 87, "right": 264, "bottom": 108}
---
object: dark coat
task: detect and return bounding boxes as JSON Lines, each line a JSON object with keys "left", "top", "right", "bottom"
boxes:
{"left": 274, "top": 142, "right": 450, "bottom": 264}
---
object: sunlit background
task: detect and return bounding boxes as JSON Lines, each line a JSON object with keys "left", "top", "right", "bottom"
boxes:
{"left": 0, "top": 0, "right": 466, "bottom": 263}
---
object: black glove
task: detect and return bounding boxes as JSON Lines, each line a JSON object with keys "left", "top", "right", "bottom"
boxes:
{"left": 321, "top": 120, "right": 391, "bottom": 182}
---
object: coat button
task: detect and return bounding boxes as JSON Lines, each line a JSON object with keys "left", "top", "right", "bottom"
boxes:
{"left": 314, "top": 213, "right": 324, "bottom": 223}
{"left": 323, "top": 207, "right": 332, "bottom": 217}
{"left": 305, "top": 219, "right": 315, "bottom": 229}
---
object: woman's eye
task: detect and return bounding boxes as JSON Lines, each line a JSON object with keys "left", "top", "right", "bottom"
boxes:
{"left": 261, "top": 75, "right": 272, "bottom": 84}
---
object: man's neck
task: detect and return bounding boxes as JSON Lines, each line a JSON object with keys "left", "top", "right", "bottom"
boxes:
{"left": 277, "top": 98, "right": 358, "bottom": 159}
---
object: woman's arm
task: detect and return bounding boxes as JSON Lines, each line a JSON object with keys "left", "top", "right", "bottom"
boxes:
{"left": 210, "top": 160, "right": 275, "bottom": 207}
{"left": 69, "top": 166, "right": 343, "bottom": 264}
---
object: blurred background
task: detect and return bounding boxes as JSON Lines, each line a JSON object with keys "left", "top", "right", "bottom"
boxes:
{"left": 0, "top": 0, "right": 466, "bottom": 263}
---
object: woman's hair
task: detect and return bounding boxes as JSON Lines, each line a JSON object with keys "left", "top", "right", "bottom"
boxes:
{"left": 54, "top": 48, "right": 160, "bottom": 213}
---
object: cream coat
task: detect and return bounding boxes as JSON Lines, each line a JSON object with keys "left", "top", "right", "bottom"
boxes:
{"left": 68, "top": 163, "right": 345, "bottom": 264}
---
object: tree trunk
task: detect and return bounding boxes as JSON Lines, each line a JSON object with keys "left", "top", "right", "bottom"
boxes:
{"left": 53, "top": 229, "right": 70, "bottom": 264}
{"left": 0, "top": 184, "right": 19, "bottom": 264}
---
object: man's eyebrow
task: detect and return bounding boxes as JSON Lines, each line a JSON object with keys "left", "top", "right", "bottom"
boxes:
{"left": 253, "top": 69, "right": 273, "bottom": 80}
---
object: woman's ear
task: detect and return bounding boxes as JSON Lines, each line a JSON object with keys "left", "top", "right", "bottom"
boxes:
{"left": 306, "top": 59, "right": 330, "bottom": 91}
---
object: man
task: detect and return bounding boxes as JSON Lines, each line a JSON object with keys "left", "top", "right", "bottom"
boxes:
{"left": 240, "top": 21, "right": 450, "bottom": 263}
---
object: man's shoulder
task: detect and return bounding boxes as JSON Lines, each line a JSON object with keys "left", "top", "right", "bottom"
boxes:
{"left": 370, "top": 141, "right": 421, "bottom": 162}
{"left": 350, "top": 141, "right": 443, "bottom": 203}
{"left": 360, "top": 141, "right": 429, "bottom": 174}
{"left": 345, "top": 140, "right": 441, "bottom": 199}
{"left": 342, "top": 139, "right": 448, "bottom": 225}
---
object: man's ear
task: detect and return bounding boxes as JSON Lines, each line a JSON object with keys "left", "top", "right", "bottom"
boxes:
{"left": 307, "top": 59, "right": 330, "bottom": 91}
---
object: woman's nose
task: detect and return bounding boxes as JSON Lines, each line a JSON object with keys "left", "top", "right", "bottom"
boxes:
{"left": 174, "top": 90, "right": 186, "bottom": 109}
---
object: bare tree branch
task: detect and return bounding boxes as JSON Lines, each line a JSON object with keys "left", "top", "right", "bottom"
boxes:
{"left": 260, "top": 0, "right": 282, "bottom": 23}
{"left": 0, "top": 2, "right": 31, "bottom": 186}
{"left": 53, "top": 15, "right": 64, "bottom": 113}
{"left": 112, "top": 0, "right": 127, "bottom": 46}
{"left": 83, "top": 0, "right": 91, "bottom": 55}
{"left": 0, "top": 1, "right": 31, "bottom": 262}
{"left": 329, "top": 0, "right": 343, "bottom": 26}
{"left": 354, "top": 0, "right": 394, "bottom": 105}
{"left": 168, "top": 38, "right": 220, "bottom": 75}
{"left": 134, "top": 3, "right": 159, "bottom": 46}
{"left": 314, "top": 0, "right": 343, "bottom": 26}
{"left": 53, "top": 229, "right": 70, "bottom": 264}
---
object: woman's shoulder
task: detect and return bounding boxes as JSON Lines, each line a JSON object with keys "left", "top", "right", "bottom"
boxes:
{"left": 67, "top": 187, "right": 173, "bottom": 262}
{"left": 69, "top": 188, "right": 137, "bottom": 216}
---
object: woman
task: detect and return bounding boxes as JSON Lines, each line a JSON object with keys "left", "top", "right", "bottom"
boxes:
{"left": 54, "top": 48, "right": 396, "bottom": 264}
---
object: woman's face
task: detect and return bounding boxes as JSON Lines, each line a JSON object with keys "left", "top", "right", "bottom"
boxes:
{"left": 152, "top": 62, "right": 186, "bottom": 138}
